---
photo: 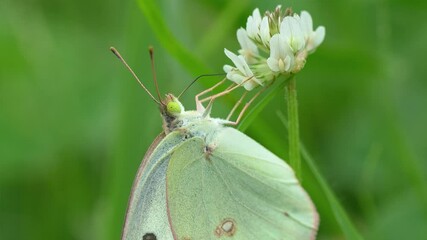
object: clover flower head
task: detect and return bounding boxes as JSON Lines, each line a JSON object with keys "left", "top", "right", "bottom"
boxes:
{"left": 223, "top": 5, "right": 325, "bottom": 91}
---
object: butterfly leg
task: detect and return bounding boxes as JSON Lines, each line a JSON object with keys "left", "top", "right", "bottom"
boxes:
{"left": 227, "top": 85, "right": 269, "bottom": 125}
{"left": 199, "top": 75, "right": 253, "bottom": 109}
{"left": 195, "top": 78, "right": 228, "bottom": 112}
{"left": 200, "top": 76, "right": 255, "bottom": 119}
{"left": 200, "top": 82, "right": 241, "bottom": 118}
{"left": 226, "top": 92, "right": 248, "bottom": 121}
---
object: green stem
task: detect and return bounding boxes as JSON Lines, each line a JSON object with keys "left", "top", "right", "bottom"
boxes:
{"left": 286, "top": 76, "right": 301, "bottom": 180}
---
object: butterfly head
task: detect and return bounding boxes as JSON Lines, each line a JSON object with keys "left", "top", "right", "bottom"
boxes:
{"left": 160, "top": 94, "right": 187, "bottom": 133}
{"left": 162, "top": 94, "right": 184, "bottom": 117}
{"left": 160, "top": 94, "right": 215, "bottom": 133}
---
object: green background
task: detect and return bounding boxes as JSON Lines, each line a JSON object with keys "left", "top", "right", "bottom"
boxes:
{"left": 1, "top": 0, "right": 426, "bottom": 239}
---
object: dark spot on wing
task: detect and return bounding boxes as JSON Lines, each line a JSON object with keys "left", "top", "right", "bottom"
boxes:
{"left": 142, "top": 233, "right": 157, "bottom": 240}
{"left": 214, "top": 218, "right": 236, "bottom": 237}
{"left": 203, "top": 144, "right": 216, "bottom": 160}
{"left": 179, "top": 129, "right": 192, "bottom": 140}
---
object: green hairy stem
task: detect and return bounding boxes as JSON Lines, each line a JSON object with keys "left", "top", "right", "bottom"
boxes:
{"left": 286, "top": 76, "right": 301, "bottom": 180}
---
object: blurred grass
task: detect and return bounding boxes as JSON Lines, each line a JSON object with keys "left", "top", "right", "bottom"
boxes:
{"left": 277, "top": 112, "right": 363, "bottom": 240}
{"left": 1, "top": 0, "right": 427, "bottom": 239}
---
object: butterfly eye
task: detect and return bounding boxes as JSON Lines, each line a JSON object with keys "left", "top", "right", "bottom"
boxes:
{"left": 167, "top": 101, "right": 181, "bottom": 115}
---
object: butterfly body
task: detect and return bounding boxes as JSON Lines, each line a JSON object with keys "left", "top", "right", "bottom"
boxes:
{"left": 122, "top": 95, "right": 318, "bottom": 240}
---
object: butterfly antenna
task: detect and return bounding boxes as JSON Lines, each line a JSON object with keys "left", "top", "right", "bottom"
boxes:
{"left": 148, "top": 47, "right": 164, "bottom": 105}
{"left": 110, "top": 47, "right": 160, "bottom": 105}
{"left": 177, "top": 73, "right": 226, "bottom": 99}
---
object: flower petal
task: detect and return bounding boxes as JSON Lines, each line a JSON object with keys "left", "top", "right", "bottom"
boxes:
{"left": 278, "top": 34, "right": 292, "bottom": 58}
{"left": 223, "top": 64, "right": 234, "bottom": 73}
{"left": 246, "top": 16, "right": 256, "bottom": 38}
{"left": 238, "top": 55, "right": 254, "bottom": 76}
{"left": 313, "top": 26, "right": 325, "bottom": 49}
{"left": 284, "top": 55, "right": 292, "bottom": 71}
{"left": 260, "top": 16, "right": 271, "bottom": 46}
{"left": 267, "top": 57, "right": 279, "bottom": 72}
{"left": 290, "top": 17, "right": 305, "bottom": 51}
{"left": 280, "top": 16, "right": 291, "bottom": 39}
{"left": 252, "top": 8, "right": 262, "bottom": 23}
{"left": 246, "top": 8, "right": 262, "bottom": 39}
{"left": 269, "top": 34, "right": 280, "bottom": 58}
{"left": 224, "top": 48, "right": 246, "bottom": 74}
{"left": 300, "top": 11, "right": 313, "bottom": 36}
{"left": 237, "top": 28, "right": 247, "bottom": 48}
{"left": 281, "top": 16, "right": 305, "bottom": 52}
{"left": 237, "top": 28, "right": 258, "bottom": 60}
{"left": 228, "top": 72, "right": 246, "bottom": 84}
{"left": 243, "top": 80, "right": 258, "bottom": 91}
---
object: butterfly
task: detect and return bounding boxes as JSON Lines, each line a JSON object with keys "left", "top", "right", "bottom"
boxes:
{"left": 111, "top": 47, "right": 319, "bottom": 240}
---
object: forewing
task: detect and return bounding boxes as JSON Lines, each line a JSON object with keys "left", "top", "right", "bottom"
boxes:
{"left": 166, "top": 127, "right": 318, "bottom": 240}
{"left": 122, "top": 132, "right": 184, "bottom": 240}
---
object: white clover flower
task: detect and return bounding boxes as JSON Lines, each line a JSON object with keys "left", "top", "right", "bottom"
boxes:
{"left": 246, "top": 8, "right": 262, "bottom": 40}
{"left": 223, "top": 6, "right": 325, "bottom": 91}
{"left": 237, "top": 28, "right": 259, "bottom": 64}
{"left": 297, "top": 11, "right": 325, "bottom": 53}
{"left": 267, "top": 34, "right": 294, "bottom": 73}
{"left": 280, "top": 16, "right": 305, "bottom": 53}
{"left": 223, "top": 49, "right": 263, "bottom": 90}
{"left": 246, "top": 8, "right": 271, "bottom": 47}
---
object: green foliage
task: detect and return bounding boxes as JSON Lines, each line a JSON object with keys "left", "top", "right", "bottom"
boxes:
{"left": 1, "top": 0, "right": 427, "bottom": 239}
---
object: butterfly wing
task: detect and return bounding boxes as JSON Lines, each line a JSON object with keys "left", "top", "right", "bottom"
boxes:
{"left": 122, "top": 132, "right": 184, "bottom": 240}
{"left": 166, "top": 127, "right": 318, "bottom": 239}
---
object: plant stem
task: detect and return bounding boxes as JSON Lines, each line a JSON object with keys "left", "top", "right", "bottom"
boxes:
{"left": 286, "top": 76, "right": 301, "bottom": 180}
